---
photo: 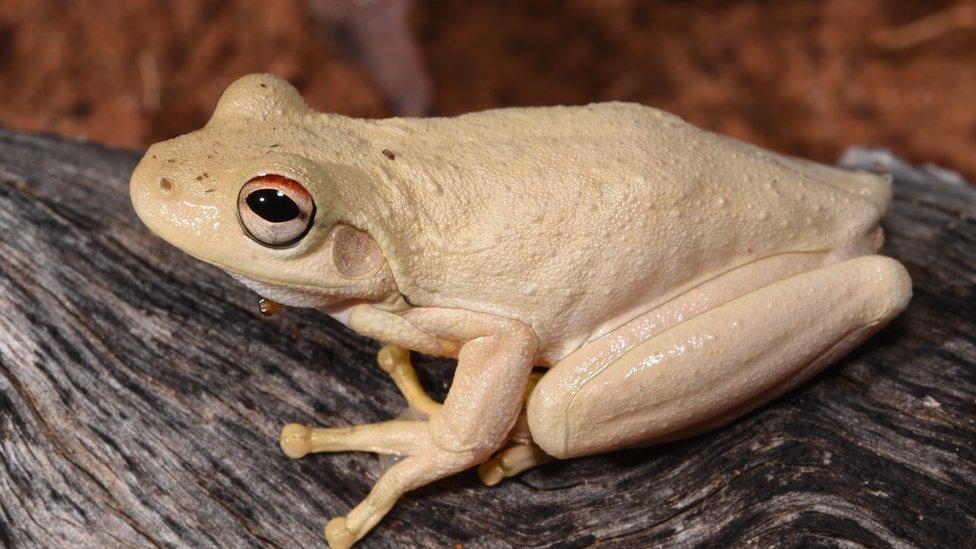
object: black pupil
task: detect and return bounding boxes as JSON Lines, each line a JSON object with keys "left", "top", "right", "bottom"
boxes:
{"left": 247, "top": 189, "right": 301, "bottom": 223}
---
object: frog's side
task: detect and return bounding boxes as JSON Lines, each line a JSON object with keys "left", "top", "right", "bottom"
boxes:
{"left": 130, "top": 74, "right": 911, "bottom": 548}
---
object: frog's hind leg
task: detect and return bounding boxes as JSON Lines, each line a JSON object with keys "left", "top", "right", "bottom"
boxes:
{"left": 767, "top": 150, "right": 893, "bottom": 214}
{"left": 528, "top": 255, "right": 911, "bottom": 459}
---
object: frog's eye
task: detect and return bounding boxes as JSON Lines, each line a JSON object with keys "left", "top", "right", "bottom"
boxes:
{"left": 238, "top": 175, "right": 315, "bottom": 248}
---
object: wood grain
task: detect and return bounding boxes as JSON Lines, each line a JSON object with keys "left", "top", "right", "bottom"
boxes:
{"left": 0, "top": 131, "right": 974, "bottom": 547}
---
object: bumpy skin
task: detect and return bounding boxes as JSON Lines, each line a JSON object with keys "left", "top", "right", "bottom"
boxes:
{"left": 130, "top": 74, "right": 911, "bottom": 547}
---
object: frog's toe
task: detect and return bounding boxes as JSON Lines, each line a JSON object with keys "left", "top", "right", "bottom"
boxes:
{"left": 477, "top": 459, "right": 506, "bottom": 487}
{"left": 279, "top": 423, "right": 312, "bottom": 459}
{"left": 376, "top": 344, "right": 442, "bottom": 417}
{"left": 376, "top": 344, "right": 410, "bottom": 373}
{"left": 325, "top": 516, "right": 356, "bottom": 549}
{"left": 278, "top": 419, "right": 429, "bottom": 458}
{"left": 477, "top": 443, "right": 553, "bottom": 486}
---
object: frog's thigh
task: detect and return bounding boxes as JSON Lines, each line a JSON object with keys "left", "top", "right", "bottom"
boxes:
{"left": 528, "top": 255, "right": 911, "bottom": 459}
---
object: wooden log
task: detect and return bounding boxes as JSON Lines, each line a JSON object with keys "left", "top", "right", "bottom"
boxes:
{"left": 0, "top": 131, "right": 973, "bottom": 547}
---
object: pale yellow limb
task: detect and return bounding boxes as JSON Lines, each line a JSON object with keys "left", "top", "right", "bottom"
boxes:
{"left": 279, "top": 420, "right": 428, "bottom": 459}
{"left": 376, "top": 345, "right": 442, "bottom": 418}
{"left": 477, "top": 443, "right": 554, "bottom": 487}
{"left": 348, "top": 304, "right": 458, "bottom": 358}
{"left": 476, "top": 371, "right": 552, "bottom": 486}
{"left": 278, "top": 347, "right": 440, "bottom": 460}
{"left": 326, "top": 449, "right": 474, "bottom": 548}
{"left": 322, "top": 307, "right": 538, "bottom": 547}
{"left": 529, "top": 255, "right": 912, "bottom": 459}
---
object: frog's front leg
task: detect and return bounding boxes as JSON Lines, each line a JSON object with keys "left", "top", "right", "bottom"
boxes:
{"left": 280, "top": 420, "right": 429, "bottom": 458}
{"left": 322, "top": 306, "right": 538, "bottom": 548}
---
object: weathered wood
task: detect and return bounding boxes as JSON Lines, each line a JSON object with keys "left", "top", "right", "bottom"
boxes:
{"left": 0, "top": 130, "right": 973, "bottom": 548}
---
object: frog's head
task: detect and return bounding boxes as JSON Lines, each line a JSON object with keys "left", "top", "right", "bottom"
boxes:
{"left": 130, "top": 74, "right": 396, "bottom": 308}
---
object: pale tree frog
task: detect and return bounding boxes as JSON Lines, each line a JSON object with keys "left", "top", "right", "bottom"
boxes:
{"left": 130, "top": 74, "right": 912, "bottom": 547}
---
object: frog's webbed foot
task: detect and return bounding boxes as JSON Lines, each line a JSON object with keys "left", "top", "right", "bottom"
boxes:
{"left": 282, "top": 418, "right": 478, "bottom": 548}
{"left": 279, "top": 409, "right": 471, "bottom": 548}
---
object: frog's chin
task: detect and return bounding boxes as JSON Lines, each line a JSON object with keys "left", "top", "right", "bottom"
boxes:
{"left": 228, "top": 272, "right": 345, "bottom": 308}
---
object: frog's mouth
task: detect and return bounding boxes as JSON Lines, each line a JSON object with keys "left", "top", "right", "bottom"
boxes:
{"left": 227, "top": 272, "right": 354, "bottom": 308}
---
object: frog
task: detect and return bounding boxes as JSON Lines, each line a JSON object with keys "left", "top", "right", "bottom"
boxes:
{"left": 129, "top": 73, "right": 912, "bottom": 547}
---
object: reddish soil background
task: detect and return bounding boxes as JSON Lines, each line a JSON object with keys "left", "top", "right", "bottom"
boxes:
{"left": 1, "top": 0, "right": 974, "bottom": 179}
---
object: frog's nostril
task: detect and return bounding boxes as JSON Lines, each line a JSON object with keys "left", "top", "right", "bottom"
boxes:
{"left": 159, "top": 177, "right": 175, "bottom": 192}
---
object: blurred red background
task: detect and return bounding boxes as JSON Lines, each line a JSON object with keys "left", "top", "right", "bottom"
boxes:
{"left": 1, "top": 0, "right": 974, "bottom": 179}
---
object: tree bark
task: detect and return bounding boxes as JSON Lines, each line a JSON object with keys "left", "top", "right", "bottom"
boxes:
{"left": 0, "top": 131, "right": 973, "bottom": 547}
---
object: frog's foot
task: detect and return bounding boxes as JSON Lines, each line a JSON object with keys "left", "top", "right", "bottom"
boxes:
{"left": 325, "top": 447, "right": 476, "bottom": 548}
{"left": 279, "top": 420, "right": 428, "bottom": 459}
{"left": 376, "top": 344, "right": 442, "bottom": 418}
{"left": 280, "top": 418, "right": 482, "bottom": 548}
{"left": 477, "top": 443, "right": 554, "bottom": 486}
{"left": 279, "top": 416, "right": 487, "bottom": 547}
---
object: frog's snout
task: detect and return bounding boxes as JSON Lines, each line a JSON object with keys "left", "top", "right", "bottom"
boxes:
{"left": 130, "top": 153, "right": 159, "bottom": 219}
{"left": 130, "top": 148, "right": 177, "bottom": 233}
{"left": 129, "top": 143, "right": 234, "bottom": 254}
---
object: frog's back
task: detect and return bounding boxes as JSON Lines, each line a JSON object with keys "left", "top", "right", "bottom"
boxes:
{"left": 332, "top": 103, "right": 889, "bottom": 362}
